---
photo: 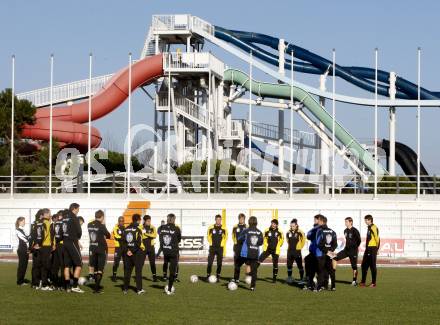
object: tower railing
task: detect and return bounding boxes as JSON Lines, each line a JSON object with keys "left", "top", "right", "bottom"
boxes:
{"left": 240, "top": 120, "right": 317, "bottom": 148}
{"left": 174, "top": 95, "right": 211, "bottom": 128}
{"left": 191, "top": 16, "right": 215, "bottom": 35}
{"left": 152, "top": 14, "right": 191, "bottom": 31}
{"left": 163, "top": 52, "right": 224, "bottom": 77}
{"left": 156, "top": 91, "right": 212, "bottom": 129}
{"left": 150, "top": 15, "right": 215, "bottom": 35}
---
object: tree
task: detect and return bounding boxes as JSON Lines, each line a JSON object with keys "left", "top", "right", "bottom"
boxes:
{"left": 0, "top": 88, "right": 36, "bottom": 142}
{"left": 0, "top": 88, "right": 145, "bottom": 193}
{"left": 0, "top": 88, "right": 41, "bottom": 181}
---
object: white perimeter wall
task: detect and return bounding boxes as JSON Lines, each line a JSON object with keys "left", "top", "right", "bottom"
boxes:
{"left": 0, "top": 194, "right": 439, "bottom": 260}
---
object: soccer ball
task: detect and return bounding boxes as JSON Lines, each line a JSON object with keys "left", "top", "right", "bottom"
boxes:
{"left": 208, "top": 275, "right": 217, "bottom": 283}
{"left": 164, "top": 285, "right": 175, "bottom": 294}
{"left": 245, "top": 275, "right": 252, "bottom": 285}
{"left": 227, "top": 281, "right": 238, "bottom": 291}
{"left": 190, "top": 275, "right": 199, "bottom": 283}
{"left": 78, "top": 276, "right": 87, "bottom": 285}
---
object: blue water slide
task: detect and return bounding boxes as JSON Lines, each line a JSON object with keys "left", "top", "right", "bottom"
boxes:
{"left": 215, "top": 26, "right": 440, "bottom": 100}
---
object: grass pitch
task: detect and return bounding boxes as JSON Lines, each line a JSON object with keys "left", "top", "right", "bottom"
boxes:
{"left": 0, "top": 262, "right": 438, "bottom": 324}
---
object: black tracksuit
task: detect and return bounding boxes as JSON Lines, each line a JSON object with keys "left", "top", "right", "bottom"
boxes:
{"left": 30, "top": 220, "right": 42, "bottom": 286}
{"left": 159, "top": 223, "right": 181, "bottom": 292}
{"left": 141, "top": 224, "right": 157, "bottom": 278}
{"left": 123, "top": 223, "right": 144, "bottom": 292}
{"left": 16, "top": 227, "right": 29, "bottom": 285}
{"left": 88, "top": 220, "right": 111, "bottom": 291}
{"left": 316, "top": 225, "right": 338, "bottom": 289}
{"left": 88, "top": 220, "right": 111, "bottom": 272}
{"left": 31, "top": 219, "right": 51, "bottom": 287}
{"left": 62, "top": 212, "right": 83, "bottom": 268}
{"left": 232, "top": 223, "right": 246, "bottom": 260}
{"left": 50, "top": 219, "right": 64, "bottom": 287}
{"left": 156, "top": 224, "right": 164, "bottom": 258}
{"left": 259, "top": 227, "right": 284, "bottom": 280}
{"left": 206, "top": 224, "right": 227, "bottom": 277}
{"left": 361, "top": 224, "right": 380, "bottom": 285}
{"left": 112, "top": 224, "right": 125, "bottom": 277}
{"left": 286, "top": 229, "right": 305, "bottom": 279}
{"left": 335, "top": 227, "right": 361, "bottom": 270}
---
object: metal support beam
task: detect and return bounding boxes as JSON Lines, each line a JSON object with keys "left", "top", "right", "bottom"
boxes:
{"left": 389, "top": 72, "right": 397, "bottom": 176}
{"left": 278, "top": 39, "right": 286, "bottom": 175}
{"left": 319, "top": 74, "right": 329, "bottom": 193}
{"left": 155, "top": 34, "right": 159, "bottom": 55}
{"left": 140, "top": 86, "right": 154, "bottom": 100}
{"left": 186, "top": 36, "right": 191, "bottom": 53}
{"left": 233, "top": 97, "right": 367, "bottom": 178}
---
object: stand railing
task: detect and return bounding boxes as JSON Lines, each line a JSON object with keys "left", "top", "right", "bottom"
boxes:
{"left": 1, "top": 174, "right": 438, "bottom": 195}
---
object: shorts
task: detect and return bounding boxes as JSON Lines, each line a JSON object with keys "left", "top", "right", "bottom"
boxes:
{"left": 335, "top": 249, "right": 358, "bottom": 270}
{"left": 63, "top": 240, "right": 83, "bottom": 268}
{"left": 89, "top": 251, "right": 107, "bottom": 272}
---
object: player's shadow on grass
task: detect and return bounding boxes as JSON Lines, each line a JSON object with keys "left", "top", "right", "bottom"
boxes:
{"left": 108, "top": 275, "right": 124, "bottom": 282}
{"left": 277, "top": 278, "right": 304, "bottom": 289}
{"left": 85, "top": 283, "right": 97, "bottom": 290}
{"left": 141, "top": 276, "right": 154, "bottom": 282}
{"left": 114, "top": 283, "right": 138, "bottom": 293}
{"left": 236, "top": 283, "right": 253, "bottom": 291}
{"left": 335, "top": 279, "right": 352, "bottom": 285}
{"left": 150, "top": 284, "right": 166, "bottom": 291}
{"left": 201, "top": 276, "right": 210, "bottom": 283}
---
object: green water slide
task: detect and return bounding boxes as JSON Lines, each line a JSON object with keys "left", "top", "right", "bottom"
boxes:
{"left": 224, "top": 69, "right": 387, "bottom": 176}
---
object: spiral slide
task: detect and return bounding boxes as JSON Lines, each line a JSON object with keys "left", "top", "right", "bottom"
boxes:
{"left": 20, "top": 54, "right": 164, "bottom": 150}
{"left": 224, "top": 69, "right": 387, "bottom": 175}
{"left": 215, "top": 27, "right": 440, "bottom": 100}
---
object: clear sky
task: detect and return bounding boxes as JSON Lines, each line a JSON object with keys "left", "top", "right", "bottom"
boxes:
{"left": 1, "top": 0, "right": 440, "bottom": 173}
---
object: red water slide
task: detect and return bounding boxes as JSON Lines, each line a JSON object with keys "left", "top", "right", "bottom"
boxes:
{"left": 21, "top": 54, "right": 164, "bottom": 150}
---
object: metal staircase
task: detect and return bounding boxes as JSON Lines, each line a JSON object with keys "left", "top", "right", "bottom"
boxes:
{"left": 173, "top": 95, "right": 212, "bottom": 130}
{"left": 155, "top": 82, "right": 212, "bottom": 130}
{"left": 141, "top": 26, "right": 162, "bottom": 58}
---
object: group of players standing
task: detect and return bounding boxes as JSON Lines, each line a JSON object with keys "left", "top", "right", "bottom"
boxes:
{"left": 15, "top": 202, "right": 380, "bottom": 294}
{"left": 15, "top": 203, "right": 182, "bottom": 295}
{"left": 15, "top": 204, "right": 86, "bottom": 293}
{"left": 206, "top": 212, "right": 380, "bottom": 291}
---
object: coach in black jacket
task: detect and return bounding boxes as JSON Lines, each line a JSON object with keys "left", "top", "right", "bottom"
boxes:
{"left": 62, "top": 203, "right": 83, "bottom": 293}
{"left": 159, "top": 213, "right": 181, "bottom": 295}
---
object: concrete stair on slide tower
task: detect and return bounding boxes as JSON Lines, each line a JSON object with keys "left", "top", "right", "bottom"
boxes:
{"left": 107, "top": 201, "right": 150, "bottom": 254}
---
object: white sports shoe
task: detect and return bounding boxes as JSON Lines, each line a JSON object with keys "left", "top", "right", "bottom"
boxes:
{"left": 71, "top": 287, "right": 85, "bottom": 293}
{"left": 41, "top": 286, "right": 54, "bottom": 291}
{"left": 351, "top": 281, "right": 358, "bottom": 286}
{"left": 137, "top": 289, "right": 146, "bottom": 295}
